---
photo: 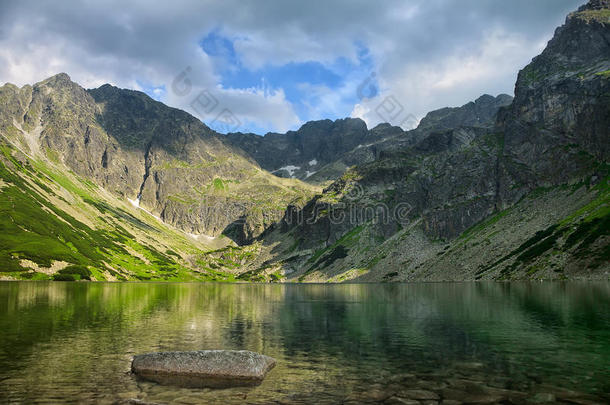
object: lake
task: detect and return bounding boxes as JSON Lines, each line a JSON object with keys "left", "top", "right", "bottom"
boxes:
{"left": 0, "top": 281, "right": 608, "bottom": 404}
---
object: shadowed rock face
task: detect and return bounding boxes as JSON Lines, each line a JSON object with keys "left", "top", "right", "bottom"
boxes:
{"left": 262, "top": 1, "right": 609, "bottom": 282}
{"left": 497, "top": 0, "right": 610, "bottom": 203}
{"left": 131, "top": 350, "right": 276, "bottom": 388}
{"left": 225, "top": 118, "right": 374, "bottom": 181}
{"left": 224, "top": 95, "right": 513, "bottom": 184}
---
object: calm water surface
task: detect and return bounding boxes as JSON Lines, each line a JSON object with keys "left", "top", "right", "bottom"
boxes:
{"left": 0, "top": 281, "right": 608, "bottom": 404}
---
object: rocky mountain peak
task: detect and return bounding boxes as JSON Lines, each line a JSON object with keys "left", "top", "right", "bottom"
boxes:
{"left": 225, "top": 117, "right": 374, "bottom": 181}
{"left": 577, "top": 0, "right": 610, "bottom": 12}
{"left": 296, "top": 117, "right": 367, "bottom": 134}
{"left": 499, "top": 0, "right": 609, "bottom": 203}
{"left": 41, "top": 72, "right": 72, "bottom": 84}
{"left": 569, "top": 0, "right": 610, "bottom": 24}
{"left": 515, "top": 0, "right": 609, "bottom": 95}
{"left": 414, "top": 93, "right": 513, "bottom": 136}
{"left": 35, "top": 73, "right": 79, "bottom": 94}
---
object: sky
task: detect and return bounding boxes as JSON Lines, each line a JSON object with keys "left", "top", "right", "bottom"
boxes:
{"left": 0, "top": 0, "right": 584, "bottom": 134}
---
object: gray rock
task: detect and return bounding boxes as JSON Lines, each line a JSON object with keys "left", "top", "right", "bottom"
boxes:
{"left": 265, "top": 0, "right": 610, "bottom": 283}
{"left": 225, "top": 118, "right": 373, "bottom": 182}
{"left": 385, "top": 397, "right": 421, "bottom": 405}
{"left": 131, "top": 350, "right": 276, "bottom": 388}
{"left": 0, "top": 74, "right": 314, "bottom": 245}
{"left": 396, "top": 389, "right": 440, "bottom": 400}
{"left": 529, "top": 393, "right": 556, "bottom": 403}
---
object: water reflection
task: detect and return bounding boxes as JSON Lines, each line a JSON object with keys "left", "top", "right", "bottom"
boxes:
{"left": 0, "top": 282, "right": 608, "bottom": 404}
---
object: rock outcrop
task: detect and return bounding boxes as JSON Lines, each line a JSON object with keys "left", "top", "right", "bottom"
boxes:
{"left": 225, "top": 95, "right": 513, "bottom": 184}
{"left": 131, "top": 350, "right": 276, "bottom": 388}
{"left": 0, "top": 75, "right": 316, "bottom": 243}
{"left": 497, "top": 0, "right": 610, "bottom": 203}
{"left": 258, "top": 0, "right": 609, "bottom": 282}
{"left": 0, "top": 1, "right": 607, "bottom": 282}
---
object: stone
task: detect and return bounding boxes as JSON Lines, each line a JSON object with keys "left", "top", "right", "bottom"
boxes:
{"left": 359, "top": 388, "right": 394, "bottom": 402}
{"left": 389, "top": 373, "right": 417, "bottom": 383}
{"left": 131, "top": 350, "right": 276, "bottom": 388}
{"left": 345, "top": 388, "right": 394, "bottom": 403}
{"left": 121, "top": 400, "right": 163, "bottom": 405}
{"left": 385, "top": 396, "right": 421, "bottom": 405}
{"left": 396, "top": 389, "right": 440, "bottom": 400}
{"left": 467, "top": 395, "right": 506, "bottom": 404}
{"left": 528, "top": 393, "right": 556, "bottom": 403}
{"left": 416, "top": 380, "right": 447, "bottom": 391}
{"left": 561, "top": 398, "right": 606, "bottom": 405}
{"left": 454, "top": 361, "right": 484, "bottom": 370}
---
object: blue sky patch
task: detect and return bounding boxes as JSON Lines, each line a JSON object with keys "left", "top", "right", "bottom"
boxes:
{"left": 199, "top": 30, "right": 378, "bottom": 131}
{"left": 137, "top": 80, "right": 166, "bottom": 101}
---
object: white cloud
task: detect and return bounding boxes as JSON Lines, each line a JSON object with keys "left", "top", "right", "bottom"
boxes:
{"left": 0, "top": 0, "right": 583, "bottom": 133}
{"left": 351, "top": 27, "right": 551, "bottom": 129}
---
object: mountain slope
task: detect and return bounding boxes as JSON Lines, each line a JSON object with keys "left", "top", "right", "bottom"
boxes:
{"left": 498, "top": 0, "right": 610, "bottom": 202}
{"left": 0, "top": 0, "right": 607, "bottom": 283}
{"left": 250, "top": 0, "right": 609, "bottom": 282}
{"left": 0, "top": 76, "right": 316, "bottom": 280}
{"left": 0, "top": 136, "right": 233, "bottom": 281}
{"left": 225, "top": 94, "right": 513, "bottom": 184}
{"left": 0, "top": 75, "right": 317, "bottom": 245}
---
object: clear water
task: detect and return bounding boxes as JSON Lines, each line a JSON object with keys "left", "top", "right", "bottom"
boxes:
{"left": 0, "top": 281, "right": 608, "bottom": 404}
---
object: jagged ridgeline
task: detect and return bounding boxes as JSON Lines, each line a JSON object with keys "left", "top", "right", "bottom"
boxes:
{"left": 245, "top": 0, "right": 609, "bottom": 282}
{"left": 0, "top": 74, "right": 317, "bottom": 281}
{"left": 0, "top": 0, "right": 608, "bottom": 282}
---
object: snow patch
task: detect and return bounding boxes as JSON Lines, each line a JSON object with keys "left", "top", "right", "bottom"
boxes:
{"left": 128, "top": 196, "right": 161, "bottom": 221}
{"left": 308, "top": 159, "right": 318, "bottom": 166}
{"left": 13, "top": 118, "right": 42, "bottom": 158}
{"left": 187, "top": 233, "right": 216, "bottom": 241}
{"left": 273, "top": 165, "right": 300, "bottom": 178}
{"left": 128, "top": 196, "right": 141, "bottom": 208}
{"left": 305, "top": 171, "right": 317, "bottom": 179}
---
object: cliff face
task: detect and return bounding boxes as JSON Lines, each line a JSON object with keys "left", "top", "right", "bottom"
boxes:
{"left": 498, "top": 0, "right": 610, "bottom": 203}
{"left": 0, "top": 75, "right": 316, "bottom": 243}
{"left": 256, "top": 0, "right": 609, "bottom": 282}
{"left": 0, "top": 1, "right": 607, "bottom": 282}
{"left": 225, "top": 94, "right": 513, "bottom": 184}
{"left": 225, "top": 118, "right": 374, "bottom": 181}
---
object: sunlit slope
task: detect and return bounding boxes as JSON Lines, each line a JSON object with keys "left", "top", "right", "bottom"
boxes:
{"left": 0, "top": 139, "right": 237, "bottom": 281}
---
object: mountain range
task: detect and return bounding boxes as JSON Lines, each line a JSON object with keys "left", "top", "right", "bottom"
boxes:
{"left": 0, "top": 0, "right": 608, "bottom": 282}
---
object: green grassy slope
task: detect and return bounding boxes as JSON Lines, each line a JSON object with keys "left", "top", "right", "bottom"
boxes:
{"left": 0, "top": 141, "right": 251, "bottom": 281}
{"left": 282, "top": 177, "right": 609, "bottom": 282}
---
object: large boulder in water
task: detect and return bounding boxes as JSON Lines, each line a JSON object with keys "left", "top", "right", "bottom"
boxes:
{"left": 131, "top": 350, "right": 276, "bottom": 388}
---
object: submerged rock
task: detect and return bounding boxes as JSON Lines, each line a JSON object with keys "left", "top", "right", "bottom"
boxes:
{"left": 131, "top": 350, "right": 276, "bottom": 388}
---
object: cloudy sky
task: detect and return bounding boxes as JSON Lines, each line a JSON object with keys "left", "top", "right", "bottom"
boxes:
{"left": 0, "top": 0, "right": 583, "bottom": 134}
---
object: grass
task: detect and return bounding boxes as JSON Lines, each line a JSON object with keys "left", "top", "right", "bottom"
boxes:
{"left": 53, "top": 265, "right": 92, "bottom": 281}
{"left": 459, "top": 208, "right": 511, "bottom": 244}
{"left": 212, "top": 177, "right": 226, "bottom": 191}
{"left": 0, "top": 143, "right": 232, "bottom": 281}
{"left": 303, "top": 226, "right": 366, "bottom": 275}
{"left": 235, "top": 264, "right": 282, "bottom": 283}
{"left": 573, "top": 9, "right": 610, "bottom": 23}
{"left": 476, "top": 177, "right": 610, "bottom": 279}
{"left": 595, "top": 70, "right": 610, "bottom": 78}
